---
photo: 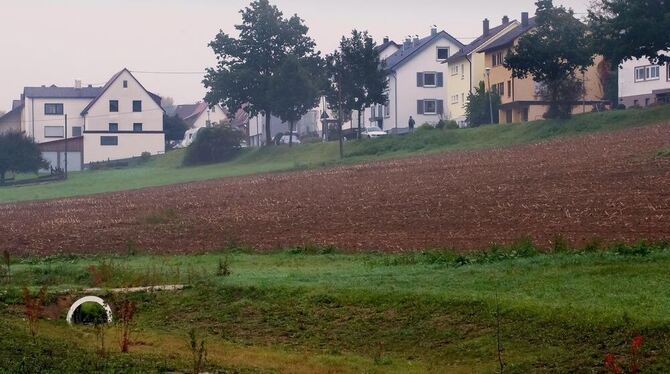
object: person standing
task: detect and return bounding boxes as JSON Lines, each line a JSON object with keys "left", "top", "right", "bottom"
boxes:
{"left": 408, "top": 116, "right": 416, "bottom": 133}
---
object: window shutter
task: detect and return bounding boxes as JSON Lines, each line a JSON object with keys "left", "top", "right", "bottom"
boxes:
{"left": 437, "top": 100, "right": 444, "bottom": 115}
{"left": 437, "top": 73, "right": 444, "bottom": 87}
{"left": 417, "top": 72, "right": 424, "bottom": 87}
{"left": 417, "top": 100, "right": 424, "bottom": 114}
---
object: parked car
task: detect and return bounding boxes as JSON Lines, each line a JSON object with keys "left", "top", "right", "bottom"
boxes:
{"left": 279, "top": 134, "right": 301, "bottom": 145}
{"left": 361, "top": 126, "right": 387, "bottom": 139}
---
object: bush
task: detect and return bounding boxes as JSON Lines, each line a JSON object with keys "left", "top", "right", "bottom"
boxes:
{"left": 445, "top": 120, "right": 459, "bottom": 130}
{"left": 139, "top": 152, "right": 151, "bottom": 163}
{"left": 184, "top": 125, "right": 244, "bottom": 165}
{"left": 418, "top": 123, "right": 434, "bottom": 131}
{"left": 616, "top": 104, "right": 626, "bottom": 110}
{"left": 436, "top": 120, "right": 446, "bottom": 130}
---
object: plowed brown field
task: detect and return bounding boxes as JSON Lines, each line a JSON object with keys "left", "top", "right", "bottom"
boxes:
{"left": 2, "top": 125, "right": 670, "bottom": 256}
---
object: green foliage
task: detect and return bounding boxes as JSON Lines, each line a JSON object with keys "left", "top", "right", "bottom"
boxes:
{"left": 184, "top": 125, "right": 245, "bottom": 165}
{"left": 0, "top": 132, "right": 48, "bottom": 183}
{"left": 589, "top": 0, "right": 670, "bottom": 66}
{"left": 163, "top": 114, "right": 190, "bottom": 143}
{"left": 270, "top": 54, "right": 322, "bottom": 147}
{"left": 203, "top": 0, "right": 319, "bottom": 145}
{"left": 466, "top": 81, "right": 501, "bottom": 126}
{"left": 505, "top": 0, "right": 595, "bottom": 119}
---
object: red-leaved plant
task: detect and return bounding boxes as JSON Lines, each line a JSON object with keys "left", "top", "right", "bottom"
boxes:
{"left": 604, "top": 336, "right": 644, "bottom": 374}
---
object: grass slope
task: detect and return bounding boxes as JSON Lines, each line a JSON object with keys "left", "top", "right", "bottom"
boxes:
{"left": 1, "top": 105, "right": 669, "bottom": 204}
{"left": 2, "top": 243, "right": 670, "bottom": 372}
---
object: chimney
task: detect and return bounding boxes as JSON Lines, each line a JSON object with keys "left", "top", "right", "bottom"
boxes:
{"left": 413, "top": 35, "right": 420, "bottom": 46}
{"left": 522, "top": 12, "right": 529, "bottom": 27}
{"left": 502, "top": 15, "right": 510, "bottom": 25}
{"left": 404, "top": 37, "right": 412, "bottom": 51}
{"left": 12, "top": 100, "right": 22, "bottom": 110}
{"left": 88, "top": 84, "right": 93, "bottom": 88}
{"left": 383, "top": 36, "right": 390, "bottom": 44}
{"left": 483, "top": 18, "right": 490, "bottom": 36}
{"left": 74, "top": 80, "right": 82, "bottom": 89}
{"left": 431, "top": 26, "right": 438, "bottom": 36}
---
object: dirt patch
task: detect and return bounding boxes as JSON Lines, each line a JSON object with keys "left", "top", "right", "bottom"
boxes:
{"left": 1, "top": 125, "right": 669, "bottom": 256}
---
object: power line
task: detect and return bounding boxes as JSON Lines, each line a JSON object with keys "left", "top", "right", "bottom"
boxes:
{"left": 130, "top": 70, "right": 206, "bottom": 75}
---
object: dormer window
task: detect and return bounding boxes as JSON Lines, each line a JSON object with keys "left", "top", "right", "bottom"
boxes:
{"left": 437, "top": 47, "right": 449, "bottom": 60}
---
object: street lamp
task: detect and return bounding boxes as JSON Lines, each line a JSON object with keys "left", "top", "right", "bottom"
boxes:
{"left": 485, "top": 67, "right": 493, "bottom": 124}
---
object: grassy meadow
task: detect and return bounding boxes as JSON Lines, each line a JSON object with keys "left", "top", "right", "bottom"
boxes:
{"left": 2, "top": 242, "right": 670, "bottom": 372}
{"left": 1, "top": 105, "right": 669, "bottom": 204}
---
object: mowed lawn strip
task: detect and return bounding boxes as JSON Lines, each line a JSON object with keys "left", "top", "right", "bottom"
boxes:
{"left": 4, "top": 247, "right": 670, "bottom": 371}
{"left": 1, "top": 105, "right": 669, "bottom": 204}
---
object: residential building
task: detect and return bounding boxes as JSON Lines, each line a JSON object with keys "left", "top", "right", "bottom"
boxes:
{"left": 175, "top": 102, "right": 228, "bottom": 129}
{"left": 248, "top": 107, "right": 323, "bottom": 147}
{"left": 478, "top": 12, "right": 605, "bottom": 124}
{"left": 618, "top": 55, "right": 670, "bottom": 107}
{"left": 445, "top": 16, "right": 519, "bottom": 126}
{"left": 368, "top": 27, "right": 464, "bottom": 133}
{"left": 0, "top": 68, "right": 165, "bottom": 170}
{"left": 377, "top": 37, "right": 400, "bottom": 62}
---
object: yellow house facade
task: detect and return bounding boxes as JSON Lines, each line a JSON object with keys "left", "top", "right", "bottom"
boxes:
{"left": 446, "top": 16, "right": 519, "bottom": 126}
{"left": 478, "top": 13, "right": 606, "bottom": 124}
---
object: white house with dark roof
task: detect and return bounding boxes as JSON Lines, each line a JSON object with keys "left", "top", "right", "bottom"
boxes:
{"left": 618, "top": 54, "right": 670, "bottom": 107}
{"left": 0, "top": 68, "right": 165, "bottom": 170}
{"left": 175, "top": 102, "right": 228, "bottom": 129}
{"left": 367, "top": 27, "right": 464, "bottom": 132}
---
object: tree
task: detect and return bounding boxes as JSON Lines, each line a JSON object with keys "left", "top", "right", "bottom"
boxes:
{"left": 203, "top": 0, "right": 319, "bottom": 146}
{"left": 183, "top": 125, "right": 245, "bottom": 165}
{"left": 163, "top": 114, "right": 190, "bottom": 144}
{"left": 505, "top": 0, "right": 595, "bottom": 119}
{"left": 324, "top": 51, "right": 354, "bottom": 159}
{"left": 589, "top": 0, "right": 670, "bottom": 66}
{"left": 339, "top": 30, "right": 388, "bottom": 138}
{"left": 270, "top": 55, "right": 321, "bottom": 147}
{"left": 465, "top": 81, "right": 501, "bottom": 127}
{"left": 0, "top": 132, "right": 47, "bottom": 184}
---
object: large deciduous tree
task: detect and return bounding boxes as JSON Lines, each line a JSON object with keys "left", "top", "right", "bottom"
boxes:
{"left": 324, "top": 51, "right": 354, "bottom": 159}
{"left": 0, "top": 132, "right": 47, "bottom": 183}
{"left": 270, "top": 55, "right": 322, "bottom": 147}
{"left": 504, "top": 0, "right": 595, "bottom": 119}
{"left": 203, "top": 0, "right": 319, "bottom": 146}
{"left": 589, "top": 0, "right": 670, "bottom": 66}
{"left": 339, "top": 30, "right": 388, "bottom": 138}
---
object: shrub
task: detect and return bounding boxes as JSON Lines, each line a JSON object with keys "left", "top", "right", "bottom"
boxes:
{"left": 183, "top": 125, "right": 244, "bottom": 166}
{"left": 435, "top": 120, "right": 446, "bottom": 130}
{"left": 418, "top": 123, "right": 434, "bottom": 131}
{"left": 216, "top": 257, "right": 231, "bottom": 277}
{"left": 139, "top": 152, "right": 151, "bottom": 163}
{"left": 445, "top": 120, "right": 459, "bottom": 130}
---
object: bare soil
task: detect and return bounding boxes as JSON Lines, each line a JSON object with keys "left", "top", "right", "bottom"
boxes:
{"left": 2, "top": 125, "right": 669, "bottom": 256}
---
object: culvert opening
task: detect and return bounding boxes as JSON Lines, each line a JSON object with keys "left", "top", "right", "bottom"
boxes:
{"left": 66, "top": 296, "right": 113, "bottom": 325}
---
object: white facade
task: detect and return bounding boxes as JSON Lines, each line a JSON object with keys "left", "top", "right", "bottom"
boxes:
{"left": 191, "top": 105, "right": 228, "bottom": 129}
{"left": 3, "top": 69, "right": 165, "bottom": 168}
{"left": 619, "top": 55, "right": 670, "bottom": 107}
{"left": 368, "top": 30, "right": 463, "bottom": 132}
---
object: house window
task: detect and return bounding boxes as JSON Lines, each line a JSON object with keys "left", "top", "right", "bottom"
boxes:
{"left": 133, "top": 123, "right": 143, "bottom": 132}
{"left": 461, "top": 64, "right": 465, "bottom": 80}
{"left": 123, "top": 80, "right": 128, "bottom": 88}
{"left": 100, "top": 136, "right": 118, "bottom": 146}
{"left": 44, "top": 126, "right": 64, "bottom": 138}
{"left": 109, "top": 100, "right": 119, "bottom": 112}
{"left": 211, "top": 106, "right": 216, "bottom": 113}
{"left": 492, "top": 51, "right": 505, "bottom": 67}
{"left": 108, "top": 123, "right": 118, "bottom": 132}
{"left": 133, "top": 100, "right": 142, "bottom": 112}
{"left": 451, "top": 95, "right": 459, "bottom": 104}
{"left": 437, "top": 47, "right": 449, "bottom": 60}
{"left": 424, "top": 72, "right": 437, "bottom": 87}
{"left": 493, "top": 82, "right": 505, "bottom": 96}
{"left": 667, "top": 64, "right": 670, "bottom": 81}
{"left": 507, "top": 81, "right": 512, "bottom": 98}
{"left": 635, "top": 65, "right": 661, "bottom": 82}
{"left": 424, "top": 100, "right": 437, "bottom": 114}
{"left": 461, "top": 93, "right": 465, "bottom": 104}
{"left": 72, "top": 126, "right": 82, "bottom": 137}
{"left": 384, "top": 104, "right": 390, "bottom": 118}
{"left": 450, "top": 65, "right": 459, "bottom": 76}
{"left": 44, "top": 103, "right": 64, "bottom": 115}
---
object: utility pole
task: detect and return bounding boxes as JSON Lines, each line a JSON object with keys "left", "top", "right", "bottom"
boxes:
{"left": 64, "top": 114, "right": 68, "bottom": 179}
{"left": 486, "top": 68, "right": 494, "bottom": 124}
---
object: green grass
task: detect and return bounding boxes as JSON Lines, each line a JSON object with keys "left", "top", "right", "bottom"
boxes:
{"left": 1, "top": 106, "right": 669, "bottom": 204}
{"left": 3, "top": 243, "right": 670, "bottom": 372}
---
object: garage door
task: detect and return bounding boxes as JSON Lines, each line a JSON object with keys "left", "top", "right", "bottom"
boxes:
{"left": 41, "top": 151, "right": 82, "bottom": 172}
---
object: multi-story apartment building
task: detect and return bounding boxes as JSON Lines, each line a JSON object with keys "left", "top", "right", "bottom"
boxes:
{"left": 619, "top": 55, "right": 670, "bottom": 107}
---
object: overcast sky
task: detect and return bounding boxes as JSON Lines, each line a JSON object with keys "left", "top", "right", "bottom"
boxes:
{"left": 0, "top": 0, "right": 589, "bottom": 111}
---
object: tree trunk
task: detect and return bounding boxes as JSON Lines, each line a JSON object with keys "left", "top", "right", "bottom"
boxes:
{"left": 289, "top": 121, "right": 294, "bottom": 148}
{"left": 357, "top": 110, "right": 362, "bottom": 139}
{"left": 338, "top": 121, "right": 344, "bottom": 159}
{"left": 264, "top": 111, "right": 272, "bottom": 146}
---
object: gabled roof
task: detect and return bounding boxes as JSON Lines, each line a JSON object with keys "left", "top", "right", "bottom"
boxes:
{"left": 0, "top": 103, "right": 23, "bottom": 122}
{"left": 175, "top": 102, "right": 209, "bottom": 121}
{"left": 384, "top": 31, "right": 464, "bottom": 72}
{"left": 80, "top": 68, "right": 163, "bottom": 115}
{"left": 24, "top": 86, "right": 103, "bottom": 99}
{"left": 446, "top": 22, "right": 517, "bottom": 63}
{"left": 479, "top": 17, "right": 537, "bottom": 53}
